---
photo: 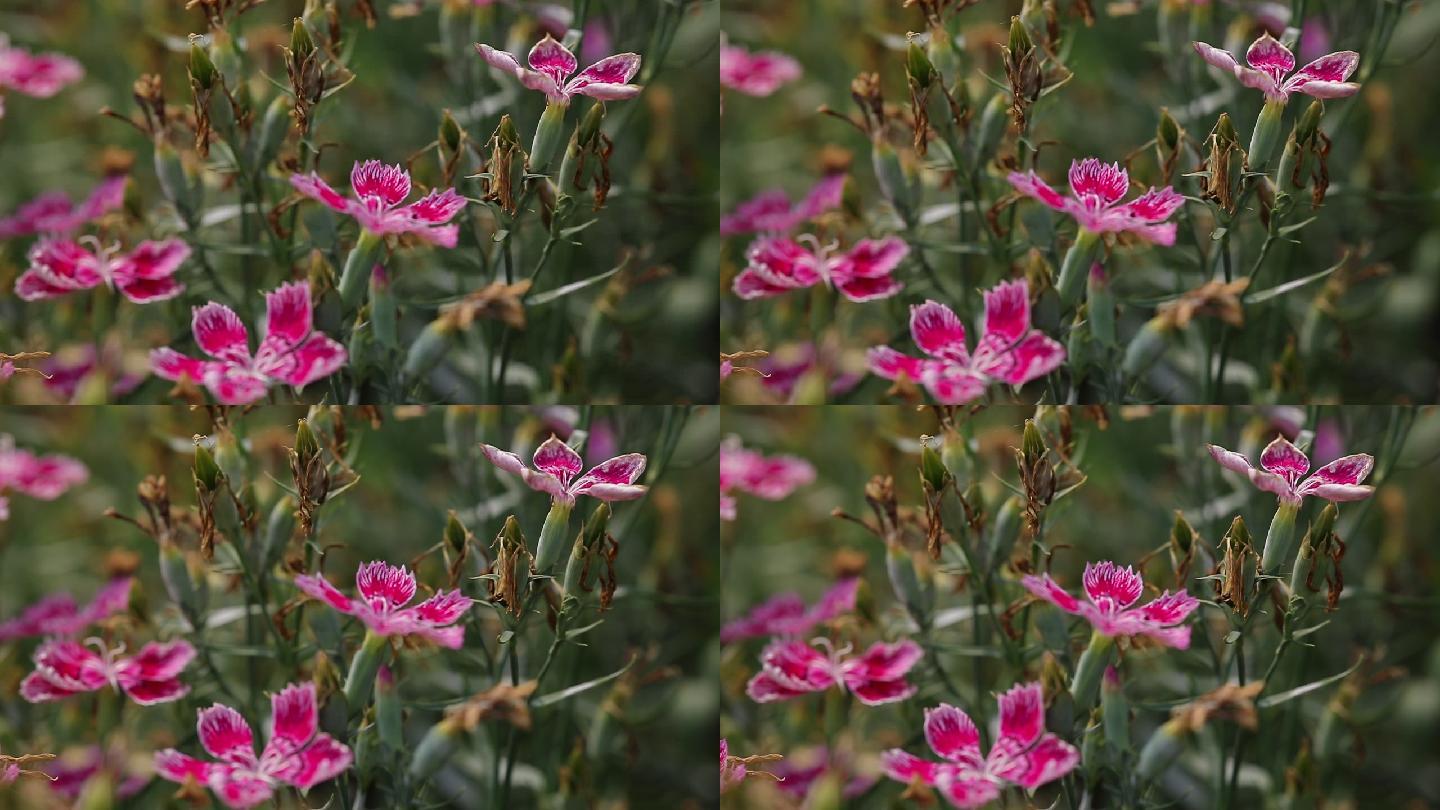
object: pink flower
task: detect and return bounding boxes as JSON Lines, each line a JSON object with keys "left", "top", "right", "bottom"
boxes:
{"left": 20, "top": 638, "right": 194, "bottom": 705}
{"left": 0, "top": 35, "right": 83, "bottom": 116}
{"left": 733, "top": 234, "right": 907, "bottom": 303}
{"left": 150, "top": 282, "right": 347, "bottom": 405}
{"left": 720, "top": 38, "right": 802, "bottom": 97}
{"left": 1021, "top": 561, "right": 1199, "bottom": 649}
{"left": 721, "top": 174, "right": 844, "bottom": 236}
{"left": 0, "top": 577, "right": 132, "bottom": 643}
{"left": 14, "top": 237, "right": 188, "bottom": 304}
{"left": 0, "top": 434, "right": 88, "bottom": 521}
{"left": 1193, "top": 33, "right": 1359, "bottom": 103}
{"left": 154, "top": 682, "right": 352, "bottom": 809}
{"left": 46, "top": 746, "right": 150, "bottom": 801}
{"left": 476, "top": 35, "right": 642, "bottom": 105}
{"left": 479, "top": 435, "right": 647, "bottom": 507}
{"left": 753, "top": 343, "right": 864, "bottom": 401}
{"left": 290, "top": 161, "right": 467, "bottom": 248}
{"left": 867, "top": 280, "right": 1065, "bottom": 405}
{"left": 293, "top": 561, "right": 472, "bottom": 649}
{"left": 0, "top": 175, "right": 126, "bottom": 241}
{"left": 772, "top": 747, "right": 877, "bottom": 801}
{"left": 1206, "top": 436, "right": 1374, "bottom": 506}
{"left": 722, "top": 577, "right": 858, "bottom": 643}
{"left": 41, "top": 344, "right": 146, "bottom": 402}
{"left": 746, "top": 638, "right": 922, "bottom": 706}
{"left": 719, "top": 436, "right": 815, "bottom": 521}
{"left": 881, "top": 683, "right": 1080, "bottom": 808}
{"left": 1008, "top": 158, "right": 1183, "bottom": 245}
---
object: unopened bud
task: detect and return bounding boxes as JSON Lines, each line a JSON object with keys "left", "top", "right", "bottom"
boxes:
{"left": 193, "top": 443, "right": 222, "bottom": 492}
{"left": 920, "top": 440, "right": 950, "bottom": 492}
{"left": 1137, "top": 717, "right": 1188, "bottom": 782}
{"left": 189, "top": 39, "right": 218, "bottom": 91}
{"left": 1007, "top": 16, "right": 1034, "bottom": 55}
{"left": 290, "top": 18, "right": 315, "bottom": 60}
{"left": 444, "top": 511, "right": 469, "bottom": 555}
{"left": 1122, "top": 316, "right": 1173, "bottom": 379}
{"left": 906, "top": 40, "right": 935, "bottom": 90}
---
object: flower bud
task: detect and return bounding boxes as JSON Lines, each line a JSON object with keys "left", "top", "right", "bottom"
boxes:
{"left": 252, "top": 95, "right": 290, "bottom": 168}
{"left": 369, "top": 265, "right": 397, "bottom": 349}
{"left": 1007, "top": 15, "right": 1034, "bottom": 55}
{"left": 402, "top": 320, "right": 457, "bottom": 383}
{"left": 886, "top": 544, "right": 930, "bottom": 630}
{"left": 1102, "top": 666, "right": 1130, "bottom": 750}
{"left": 159, "top": 544, "right": 202, "bottom": 623}
{"left": 927, "top": 25, "right": 961, "bottom": 87}
{"left": 408, "top": 716, "right": 464, "bottom": 782}
{"left": 1249, "top": 99, "right": 1286, "bottom": 171}
{"left": 375, "top": 666, "right": 403, "bottom": 750}
{"left": 871, "top": 140, "right": 915, "bottom": 226}
{"left": 189, "top": 39, "right": 218, "bottom": 92}
{"left": 262, "top": 496, "right": 296, "bottom": 570}
{"left": 338, "top": 230, "right": 384, "bottom": 310}
{"left": 906, "top": 40, "right": 935, "bottom": 91}
{"left": 1137, "top": 717, "right": 1187, "bottom": 783}
{"left": 1055, "top": 229, "right": 1101, "bottom": 304}
{"left": 290, "top": 18, "right": 315, "bottom": 61}
{"left": 153, "top": 140, "right": 199, "bottom": 222}
{"left": 439, "top": 108, "right": 464, "bottom": 153}
{"left": 344, "top": 631, "right": 390, "bottom": 712}
{"left": 920, "top": 440, "right": 950, "bottom": 492}
{"left": 1021, "top": 419, "right": 1046, "bottom": 465}
{"left": 444, "top": 511, "right": 470, "bottom": 555}
{"left": 1121, "top": 316, "right": 1173, "bottom": 379}
{"left": 1259, "top": 499, "right": 1300, "bottom": 575}
{"left": 972, "top": 93, "right": 1008, "bottom": 165}
{"left": 530, "top": 102, "right": 568, "bottom": 173}
{"left": 533, "top": 500, "right": 575, "bottom": 574}
{"left": 193, "top": 443, "right": 222, "bottom": 493}
{"left": 1070, "top": 629, "right": 1115, "bottom": 711}
{"left": 1087, "top": 263, "right": 1115, "bottom": 345}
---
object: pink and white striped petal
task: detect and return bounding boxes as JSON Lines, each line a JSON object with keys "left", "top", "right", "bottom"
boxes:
{"left": 1245, "top": 33, "right": 1295, "bottom": 79}
{"left": 1259, "top": 436, "right": 1310, "bottom": 481}
{"left": 475, "top": 43, "right": 561, "bottom": 99}
{"left": 1006, "top": 171, "right": 1068, "bottom": 211}
{"left": 154, "top": 749, "right": 214, "bottom": 785}
{"left": 910, "top": 301, "right": 970, "bottom": 362}
{"left": 264, "top": 682, "right": 317, "bottom": 761}
{"left": 149, "top": 348, "right": 212, "bottom": 383}
{"left": 924, "top": 704, "right": 984, "bottom": 767}
{"left": 867, "top": 346, "right": 932, "bottom": 383}
{"left": 289, "top": 173, "right": 352, "bottom": 214}
{"left": 355, "top": 561, "right": 418, "bottom": 610}
{"left": 192, "top": 303, "right": 252, "bottom": 364}
{"left": 293, "top": 574, "right": 357, "bottom": 614}
{"left": 1020, "top": 573, "right": 1083, "bottom": 613}
{"left": 982, "top": 279, "right": 1032, "bottom": 344}
{"left": 287, "top": 733, "right": 353, "bottom": 790}
{"left": 1083, "top": 561, "right": 1144, "bottom": 610}
{"left": 533, "top": 435, "right": 584, "bottom": 484}
{"left": 1068, "top": 159, "right": 1129, "bottom": 205}
{"left": 527, "top": 35, "right": 578, "bottom": 84}
{"left": 573, "top": 453, "right": 647, "bottom": 493}
{"left": 197, "top": 704, "right": 256, "bottom": 763}
{"left": 350, "top": 161, "right": 411, "bottom": 209}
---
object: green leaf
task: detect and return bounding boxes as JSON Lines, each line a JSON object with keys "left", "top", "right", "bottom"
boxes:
{"left": 528, "top": 266, "right": 622, "bottom": 306}
{"left": 1276, "top": 216, "right": 1318, "bottom": 237}
{"left": 1257, "top": 656, "right": 1363, "bottom": 709}
{"left": 1246, "top": 257, "right": 1346, "bottom": 304}
{"left": 532, "top": 654, "right": 636, "bottom": 708}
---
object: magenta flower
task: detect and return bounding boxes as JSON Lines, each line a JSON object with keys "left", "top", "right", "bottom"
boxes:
{"left": 733, "top": 234, "right": 907, "bottom": 302}
{"left": 719, "top": 436, "right": 815, "bottom": 521}
{"left": 155, "top": 682, "right": 352, "bottom": 809}
{"left": 1022, "top": 561, "right": 1199, "bottom": 649}
{"left": 1008, "top": 158, "right": 1184, "bottom": 246}
{"left": 0, "top": 577, "right": 132, "bottom": 643}
{"left": 479, "top": 435, "right": 647, "bottom": 507}
{"left": 46, "top": 746, "right": 150, "bottom": 801}
{"left": 721, "top": 174, "right": 844, "bottom": 236}
{"left": 720, "top": 38, "right": 802, "bottom": 97}
{"left": 41, "top": 344, "right": 146, "bottom": 402}
{"left": 746, "top": 638, "right": 922, "bottom": 706}
{"left": 290, "top": 161, "right": 467, "bottom": 248}
{"left": 722, "top": 577, "right": 858, "bottom": 644}
{"left": 15, "top": 237, "right": 188, "bottom": 304}
{"left": 881, "top": 683, "right": 1080, "bottom": 808}
{"left": 868, "top": 280, "right": 1065, "bottom": 405}
{"left": 0, "top": 434, "right": 88, "bottom": 521}
{"left": 0, "top": 35, "right": 83, "bottom": 117}
{"left": 294, "top": 562, "right": 472, "bottom": 649}
{"left": 20, "top": 638, "right": 194, "bottom": 705}
{"left": 773, "top": 747, "right": 877, "bottom": 801}
{"left": 1194, "top": 33, "right": 1359, "bottom": 103}
{"left": 476, "top": 35, "right": 642, "bottom": 105}
{"left": 1206, "top": 436, "right": 1374, "bottom": 506}
{"left": 0, "top": 175, "right": 126, "bottom": 241}
{"left": 150, "top": 282, "right": 347, "bottom": 406}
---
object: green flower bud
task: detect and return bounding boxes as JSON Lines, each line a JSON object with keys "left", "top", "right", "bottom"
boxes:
{"left": 1071, "top": 629, "right": 1115, "bottom": 711}
{"left": 344, "top": 631, "right": 389, "bottom": 712}
{"left": 189, "top": 39, "right": 218, "bottom": 91}
{"left": 1122, "top": 317, "right": 1173, "bottom": 379}
{"left": 193, "top": 443, "right": 222, "bottom": 493}
{"left": 409, "top": 716, "right": 464, "bottom": 782}
{"left": 1259, "top": 499, "right": 1300, "bottom": 575}
{"left": 1136, "top": 717, "right": 1188, "bottom": 782}
{"left": 402, "top": 320, "right": 456, "bottom": 383}
{"left": 530, "top": 102, "right": 568, "bottom": 173}
{"left": 290, "top": 18, "right": 315, "bottom": 61}
{"left": 906, "top": 40, "right": 935, "bottom": 90}
{"left": 1087, "top": 263, "right": 1115, "bottom": 345}
{"left": 1056, "top": 229, "right": 1101, "bottom": 304}
{"left": 375, "top": 665, "right": 403, "bottom": 750}
{"left": 1248, "top": 99, "right": 1286, "bottom": 171}
{"left": 338, "top": 230, "right": 385, "bottom": 310}
{"left": 920, "top": 441, "right": 951, "bottom": 492}
{"left": 1101, "top": 666, "right": 1130, "bottom": 750}
{"left": 533, "top": 500, "right": 575, "bottom": 574}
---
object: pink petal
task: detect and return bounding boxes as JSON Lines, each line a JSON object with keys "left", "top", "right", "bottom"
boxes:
{"left": 211, "top": 766, "right": 274, "bottom": 809}
{"left": 1119, "top": 187, "right": 1184, "bottom": 223}
{"left": 533, "top": 435, "right": 584, "bottom": 484}
{"left": 842, "top": 639, "right": 922, "bottom": 684}
{"left": 287, "top": 733, "right": 352, "bottom": 790}
{"left": 1137, "top": 590, "right": 1199, "bottom": 626}
{"left": 293, "top": 574, "right": 356, "bottom": 614}
{"left": 573, "top": 453, "right": 647, "bottom": 494}
{"left": 720, "top": 43, "right": 802, "bottom": 97}
{"left": 1007, "top": 170, "right": 1068, "bottom": 212}
{"left": 1246, "top": 32, "right": 1296, "bottom": 78}
{"left": 1, "top": 50, "right": 83, "bottom": 97}
{"left": 480, "top": 444, "right": 567, "bottom": 499}
{"left": 24, "top": 239, "right": 104, "bottom": 292}
{"left": 118, "top": 275, "right": 184, "bottom": 304}
{"left": 1206, "top": 444, "right": 1256, "bottom": 476}
{"left": 835, "top": 275, "right": 902, "bottom": 302}
{"left": 528, "top": 35, "right": 578, "bottom": 83}
{"left": 576, "top": 482, "right": 648, "bottom": 501}
{"left": 982, "top": 279, "right": 1032, "bottom": 344}
{"left": 832, "top": 237, "right": 909, "bottom": 280}
{"left": 1020, "top": 573, "right": 1083, "bottom": 614}
{"left": 849, "top": 676, "right": 918, "bottom": 706}
{"left": 939, "top": 775, "right": 1003, "bottom": 809}
{"left": 1234, "top": 65, "right": 1284, "bottom": 99}
{"left": 909, "top": 300, "right": 970, "bottom": 362}
{"left": 1288, "top": 79, "right": 1360, "bottom": 99}
{"left": 745, "top": 669, "right": 821, "bottom": 702}
{"left": 721, "top": 190, "right": 798, "bottom": 236}
{"left": 1259, "top": 436, "right": 1310, "bottom": 481}
{"left": 14, "top": 268, "right": 75, "bottom": 300}
{"left": 867, "top": 346, "right": 932, "bottom": 382}
{"left": 1068, "top": 158, "right": 1130, "bottom": 205}
{"left": 258, "top": 333, "right": 347, "bottom": 389}
{"left": 880, "top": 749, "right": 943, "bottom": 785}
{"left": 402, "top": 188, "right": 467, "bottom": 225}
{"left": 994, "top": 734, "right": 1080, "bottom": 790}
{"left": 262, "top": 281, "right": 313, "bottom": 348}
{"left": 154, "top": 749, "right": 214, "bottom": 785}
{"left": 350, "top": 160, "right": 412, "bottom": 209}
{"left": 923, "top": 367, "right": 988, "bottom": 406}
{"left": 735, "top": 237, "right": 823, "bottom": 298}
{"left": 722, "top": 593, "right": 807, "bottom": 643}
{"left": 1298, "top": 482, "right": 1374, "bottom": 502}
{"left": 355, "top": 561, "right": 417, "bottom": 610}
{"left": 264, "top": 682, "right": 317, "bottom": 759}
{"left": 289, "top": 173, "right": 352, "bottom": 215}
{"left": 566, "top": 52, "right": 642, "bottom": 98}
{"left": 475, "top": 43, "right": 560, "bottom": 99}
{"left": 122, "top": 676, "right": 191, "bottom": 706}
{"left": 985, "top": 332, "right": 1065, "bottom": 386}
{"left": 191, "top": 303, "right": 252, "bottom": 364}
{"left": 760, "top": 640, "right": 836, "bottom": 688}
{"left": 151, "top": 348, "right": 212, "bottom": 383}
{"left": 1193, "top": 41, "right": 1241, "bottom": 74}
{"left": 197, "top": 704, "right": 255, "bottom": 763}
{"left": 204, "top": 365, "right": 271, "bottom": 406}
{"left": 995, "top": 681, "right": 1045, "bottom": 749}
{"left": 77, "top": 174, "right": 128, "bottom": 222}
{"left": 412, "top": 590, "right": 472, "bottom": 625}
{"left": 20, "top": 670, "right": 88, "bottom": 702}
{"left": 116, "top": 239, "right": 191, "bottom": 280}
{"left": 924, "top": 704, "right": 984, "bottom": 767}
{"left": 1082, "top": 561, "right": 1144, "bottom": 610}
{"left": 793, "top": 174, "right": 846, "bottom": 222}
{"left": 120, "top": 639, "right": 195, "bottom": 682}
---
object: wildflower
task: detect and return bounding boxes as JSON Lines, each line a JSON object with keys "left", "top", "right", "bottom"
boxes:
{"left": 721, "top": 577, "right": 858, "bottom": 643}
{"left": 719, "top": 435, "right": 815, "bottom": 522}
{"left": 0, "top": 435, "right": 88, "bottom": 521}
{"left": 0, "top": 35, "right": 83, "bottom": 117}
{"left": 293, "top": 561, "right": 472, "bottom": 650}
{"left": 45, "top": 746, "right": 149, "bottom": 801}
{"left": 0, "top": 174, "right": 126, "bottom": 241}
{"left": 720, "top": 38, "right": 802, "bottom": 97}
{"left": 479, "top": 435, "right": 647, "bottom": 508}
{"left": 881, "top": 683, "right": 1080, "bottom": 808}
{"left": 475, "top": 35, "right": 642, "bottom": 106}
{"left": 40, "top": 344, "right": 146, "bottom": 402}
{"left": 772, "top": 747, "right": 876, "bottom": 801}
{"left": 867, "top": 280, "right": 1066, "bottom": 405}
{"left": 150, "top": 282, "right": 347, "bottom": 405}
{"left": 721, "top": 174, "right": 844, "bottom": 236}
{"left": 290, "top": 161, "right": 467, "bottom": 249}
{"left": 1206, "top": 436, "right": 1374, "bottom": 507}
{"left": 1193, "top": 33, "right": 1359, "bottom": 105}
{"left": 732, "top": 234, "right": 907, "bottom": 302}
{"left": 753, "top": 343, "right": 864, "bottom": 402}
{"left": 0, "top": 577, "right": 132, "bottom": 643}
{"left": 746, "top": 638, "right": 922, "bottom": 706}
{"left": 154, "top": 682, "right": 352, "bottom": 809}
{"left": 20, "top": 638, "right": 194, "bottom": 705}
{"left": 14, "top": 238, "right": 188, "bottom": 304}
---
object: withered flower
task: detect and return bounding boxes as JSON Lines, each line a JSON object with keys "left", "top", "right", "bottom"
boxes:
{"left": 1214, "top": 515, "right": 1258, "bottom": 618}
{"left": 437, "top": 280, "right": 531, "bottom": 332}
{"left": 1156, "top": 279, "right": 1250, "bottom": 330}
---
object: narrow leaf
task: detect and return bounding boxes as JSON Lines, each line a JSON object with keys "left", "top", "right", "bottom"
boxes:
{"left": 532, "top": 654, "right": 636, "bottom": 708}
{"left": 1257, "top": 656, "right": 1363, "bottom": 709}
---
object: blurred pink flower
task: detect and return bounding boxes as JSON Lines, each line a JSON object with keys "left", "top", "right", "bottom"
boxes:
{"left": 1022, "top": 561, "right": 1199, "bottom": 649}
{"left": 746, "top": 638, "right": 921, "bottom": 706}
{"left": 0, "top": 174, "right": 126, "bottom": 241}
{"left": 291, "top": 160, "right": 467, "bottom": 248}
{"left": 155, "top": 682, "right": 352, "bottom": 809}
{"left": 15, "top": 237, "right": 188, "bottom": 304}
{"left": 722, "top": 174, "right": 844, "bottom": 236}
{"left": 0, "top": 577, "right": 131, "bottom": 643}
{"left": 150, "top": 282, "right": 347, "bottom": 405}
{"left": 476, "top": 35, "right": 642, "bottom": 105}
{"left": 46, "top": 746, "right": 149, "bottom": 801}
{"left": 881, "top": 683, "right": 1080, "bottom": 808}
{"left": 719, "top": 435, "right": 815, "bottom": 521}
{"left": 580, "top": 18, "right": 615, "bottom": 66}
{"left": 1008, "top": 158, "right": 1183, "bottom": 245}
{"left": 1194, "top": 33, "right": 1359, "bottom": 103}
{"left": 1206, "top": 436, "right": 1374, "bottom": 506}
{"left": 754, "top": 342, "right": 863, "bottom": 401}
{"left": 868, "top": 280, "right": 1065, "bottom": 405}
{"left": 480, "top": 435, "right": 647, "bottom": 507}
{"left": 41, "top": 344, "right": 145, "bottom": 402}
{"left": 720, "top": 38, "right": 802, "bottom": 97}
{"left": 773, "top": 746, "right": 876, "bottom": 801}
{"left": 0, "top": 35, "right": 83, "bottom": 117}
{"left": 733, "top": 234, "right": 907, "bottom": 302}
{"left": 294, "top": 562, "right": 472, "bottom": 649}
{"left": 20, "top": 638, "right": 194, "bottom": 705}
{"left": 720, "top": 738, "right": 746, "bottom": 794}
{"left": 0, "top": 434, "right": 88, "bottom": 521}
{"left": 722, "top": 577, "right": 858, "bottom": 643}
